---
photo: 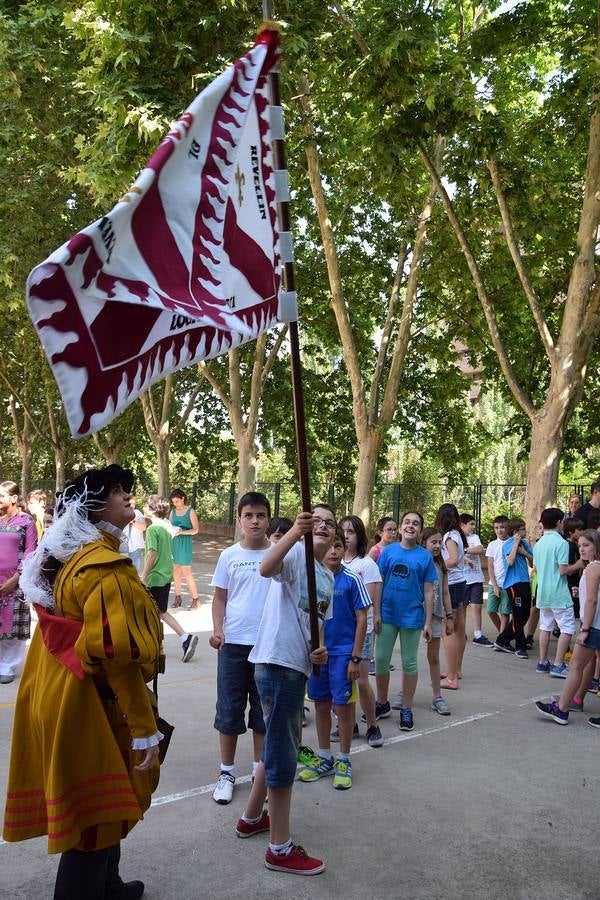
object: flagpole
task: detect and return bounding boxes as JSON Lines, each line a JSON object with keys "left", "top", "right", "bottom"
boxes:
{"left": 262, "top": 1, "right": 322, "bottom": 672}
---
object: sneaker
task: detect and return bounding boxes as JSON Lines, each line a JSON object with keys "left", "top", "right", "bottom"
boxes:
{"left": 535, "top": 699, "right": 568, "bottom": 725}
{"left": 182, "top": 633, "right": 198, "bottom": 662}
{"left": 515, "top": 648, "right": 529, "bottom": 659}
{"left": 494, "top": 642, "right": 514, "bottom": 653}
{"left": 297, "top": 753, "right": 335, "bottom": 782}
{"left": 368, "top": 658, "right": 375, "bottom": 675}
{"left": 472, "top": 635, "right": 494, "bottom": 647}
{"left": 302, "top": 705, "right": 309, "bottom": 727}
{"left": 366, "top": 725, "right": 384, "bottom": 747}
{"left": 552, "top": 626, "right": 561, "bottom": 638}
{"left": 525, "top": 635, "right": 534, "bottom": 649}
{"left": 264, "top": 844, "right": 325, "bottom": 876}
{"left": 399, "top": 708, "right": 414, "bottom": 731}
{"left": 297, "top": 745, "right": 316, "bottom": 766}
{"left": 588, "top": 678, "right": 600, "bottom": 694}
{"left": 550, "top": 663, "right": 569, "bottom": 678}
{"left": 391, "top": 692, "right": 404, "bottom": 710}
{"left": 568, "top": 697, "right": 584, "bottom": 712}
{"left": 361, "top": 700, "right": 391, "bottom": 722}
{"left": 236, "top": 811, "right": 270, "bottom": 838}
{"left": 431, "top": 697, "right": 450, "bottom": 716}
{"left": 213, "top": 772, "right": 235, "bottom": 804}
{"left": 333, "top": 758, "right": 352, "bottom": 790}
{"left": 587, "top": 716, "right": 600, "bottom": 729}
{"left": 536, "top": 660, "right": 551, "bottom": 674}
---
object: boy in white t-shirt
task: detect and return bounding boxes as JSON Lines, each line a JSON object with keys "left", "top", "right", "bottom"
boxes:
{"left": 485, "top": 516, "right": 511, "bottom": 638}
{"left": 210, "top": 492, "right": 272, "bottom": 805}
{"left": 459, "top": 514, "right": 493, "bottom": 647}
{"left": 235, "top": 505, "right": 333, "bottom": 876}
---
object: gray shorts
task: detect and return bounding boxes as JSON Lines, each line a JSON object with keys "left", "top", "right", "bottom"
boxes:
{"left": 431, "top": 614, "right": 443, "bottom": 640}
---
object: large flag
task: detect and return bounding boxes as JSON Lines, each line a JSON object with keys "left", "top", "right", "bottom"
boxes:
{"left": 26, "top": 27, "right": 292, "bottom": 437}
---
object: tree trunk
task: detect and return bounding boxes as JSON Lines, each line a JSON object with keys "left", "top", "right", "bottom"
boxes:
{"left": 156, "top": 441, "right": 170, "bottom": 496}
{"left": 352, "top": 428, "right": 384, "bottom": 528}
{"left": 20, "top": 444, "right": 32, "bottom": 499}
{"left": 523, "top": 411, "right": 565, "bottom": 532}
{"left": 235, "top": 428, "right": 257, "bottom": 498}
{"left": 54, "top": 444, "right": 66, "bottom": 492}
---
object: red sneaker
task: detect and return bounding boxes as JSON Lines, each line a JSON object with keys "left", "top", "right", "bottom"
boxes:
{"left": 236, "top": 811, "right": 270, "bottom": 838}
{"left": 264, "top": 844, "right": 325, "bottom": 875}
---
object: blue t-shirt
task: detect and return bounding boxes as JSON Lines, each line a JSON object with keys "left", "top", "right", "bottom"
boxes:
{"left": 377, "top": 544, "right": 438, "bottom": 629}
{"left": 325, "top": 566, "right": 372, "bottom": 655}
{"left": 501, "top": 537, "right": 533, "bottom": 589}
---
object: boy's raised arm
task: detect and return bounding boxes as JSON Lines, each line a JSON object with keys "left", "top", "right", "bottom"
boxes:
{"left": 260, "top": 512, "right": 314, "bottom": 578}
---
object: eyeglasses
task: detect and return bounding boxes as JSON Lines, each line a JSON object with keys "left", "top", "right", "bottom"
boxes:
{"left": 313, "top": 516, "right": 337, "bottom": 529}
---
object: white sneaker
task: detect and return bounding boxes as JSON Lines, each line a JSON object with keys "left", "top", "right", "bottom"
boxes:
{"left": 391, "top": 692, "right": 404, "bottom": 710}
{"left": 213, "top": 772, "right": 235, "bottom": 804}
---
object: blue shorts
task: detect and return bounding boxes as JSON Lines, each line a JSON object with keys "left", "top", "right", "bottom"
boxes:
{"left": 465, "top": 582, "right": 484, "bottom": 605}
{"left": 254, "top": 664, "right": 305, "bottom": 789}
{"left": 361, "top": 631, "right": 374, "bottom": 659}
{"left": 449, "top": 581, "right": 468, "bottom": 610}
{"left": 214, "top": 643, "right": 266, "bottom": 736}
{"left": 307, "top": 655, "right": 358, "bottom": 706}
{"left": 584, "top": 626, "right": 600, "bottom": 652}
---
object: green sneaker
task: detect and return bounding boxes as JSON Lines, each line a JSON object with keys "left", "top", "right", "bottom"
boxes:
{"left": 297, "top": 753, "right": 335, "bottom": 782}
{"left": 333, "top": 758, "right": 352, "bottom": 790}
{"left": 297, "top": 745, "right": 317, "bottom": 766}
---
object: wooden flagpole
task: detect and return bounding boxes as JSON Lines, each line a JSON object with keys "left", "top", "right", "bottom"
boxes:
{"left": 262, "top": 0, "right": 322, "bottom": 671}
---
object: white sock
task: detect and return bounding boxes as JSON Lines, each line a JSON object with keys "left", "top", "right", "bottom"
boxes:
{"left": 269, "top": 839, "right": 293, "bottom": 856}
{"left": 220, "top": 763, "right": 235, "bottom": 777}
{"left": 241, "top": 812, "right": 263, "bottom": 824}
{"left": 252, "top": 760, "right": 260, "bottom": 776}
{"left": 179, "top": 633, "right": 189, "bottom": 644}
{"left": 474, "top": 630, "right": 482, "bottom": 639}
{"left": 318, "top": 748, "right": 332, "bottom": 761}
{"left": 337, "top": 752, "right": 349, "bottom": 762}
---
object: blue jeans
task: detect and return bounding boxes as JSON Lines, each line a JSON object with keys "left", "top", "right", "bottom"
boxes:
{"left": 214, "top": 644, "right": 265, "bottom": 736}
{"left": 254, "top": 664, "right": 306, "bottom": 788}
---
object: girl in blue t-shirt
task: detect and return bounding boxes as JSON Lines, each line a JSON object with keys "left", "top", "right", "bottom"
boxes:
{"left": 375, "top": 511, "right": 437, "bottom": 732}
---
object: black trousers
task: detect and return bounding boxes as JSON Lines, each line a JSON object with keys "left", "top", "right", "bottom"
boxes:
{"left": 498, "top": 582, "right": 532, "bottom": 651}
{"left": 54, "top": 841, "right": 123, "bottom": 900}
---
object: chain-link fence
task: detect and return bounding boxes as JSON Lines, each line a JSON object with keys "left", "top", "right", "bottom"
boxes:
{"left": 188, "top": 480, "right": 589, "bottom": 536}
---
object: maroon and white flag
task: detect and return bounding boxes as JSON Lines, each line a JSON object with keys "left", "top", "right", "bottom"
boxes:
{"left": 27, "top": 27, "right": 295, "bottom": 437}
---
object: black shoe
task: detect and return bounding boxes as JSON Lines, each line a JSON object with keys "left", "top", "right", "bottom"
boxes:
{"left": 361, "top": 701, "right": 391, "bottom": 722}
{"left": 552, "top": 626, "right": 561, "bottom": 638}
{"left": 494, "top": 642, "right": 514, "bottom": 653}
{"left": 107, "top": 880, "right": 145, "bottom": 900}
{"left": 182, "top": 633, "right": 198, "bottom": 662}
{"left": 515, "top": 648, "right": 529, "bottom": 659}
{"left": 525, "top": 636, "right": 534, "bottom": 650}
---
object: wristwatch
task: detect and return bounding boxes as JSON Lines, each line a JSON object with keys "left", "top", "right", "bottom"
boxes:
{"left": 350, "top": 655, "right": 362, "bottom": 664}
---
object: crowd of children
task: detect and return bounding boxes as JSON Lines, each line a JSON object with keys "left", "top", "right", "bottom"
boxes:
{"left": 205, "top": 484, "right": 600, "bottom": 877}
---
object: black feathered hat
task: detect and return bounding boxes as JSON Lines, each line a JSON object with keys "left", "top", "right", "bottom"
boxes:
{"left": 56, "top": 465, "right": 135, "bottom": 519}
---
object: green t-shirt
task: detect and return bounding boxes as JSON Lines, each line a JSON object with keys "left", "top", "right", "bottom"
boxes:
{"left": 145, "top": 520, "right": 174, "bottom": 588}
{"left": 532, "top": 530, "right": 571, "bottom": 610}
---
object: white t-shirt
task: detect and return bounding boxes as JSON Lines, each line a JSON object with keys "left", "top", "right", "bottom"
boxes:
{"left": 442, "top": 529, "right": 466, "bottom": 585}
{"left": 211, "top": 542, "right": 271, "bottom": 644}
{"left": 124, "top": 509, "right": 146, "bottom": 553}
{"left": 485, "top": 538, "right": 507, "bottom": 588}
{"left": 464, "top": 533, "right": 484, "bottom": 585}
{"left": 580, "top": 562, "right": 600, "bottom": 624}
{"left": 249, "top": 542, "right": 334, "bottom": 677}
{"left": 343, "top": 555, "right": 381, "bottom": 634}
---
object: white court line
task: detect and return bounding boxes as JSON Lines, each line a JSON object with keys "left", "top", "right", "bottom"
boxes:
{"left": 0, "top": 694, "right": 554, "bottom": 842}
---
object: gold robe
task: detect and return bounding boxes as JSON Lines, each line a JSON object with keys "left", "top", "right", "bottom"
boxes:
{"left": 3, "top": 531, "right": 163, "bottom": 853}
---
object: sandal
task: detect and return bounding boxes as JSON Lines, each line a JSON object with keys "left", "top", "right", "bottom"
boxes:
{"left": 189, "top": 597, "right": 201, "bottom": 610}
{"left": 441, "top": 671, "right": 462, "bottom": 680}
{"left": 440, "top": 678, "right": 459, "bottom": 690}
{"left": 171, "top": 595, "right": 182, "bottom": 608}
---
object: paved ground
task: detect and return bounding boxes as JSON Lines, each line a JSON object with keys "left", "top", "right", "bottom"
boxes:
{"left": 1, "top": 535, "right": 598, "bottom": 899}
